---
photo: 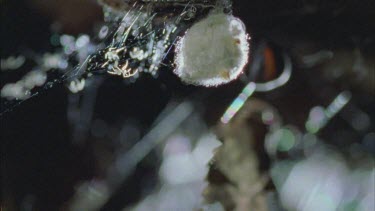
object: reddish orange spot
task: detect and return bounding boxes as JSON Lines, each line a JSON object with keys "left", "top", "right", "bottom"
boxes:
{"left": 264, "top": 47, "right": 277, "bottom": 81}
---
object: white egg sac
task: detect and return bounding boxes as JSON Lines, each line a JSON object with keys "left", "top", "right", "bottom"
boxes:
{"left": 174, "top": 12, "right": 249, "bottom": 87}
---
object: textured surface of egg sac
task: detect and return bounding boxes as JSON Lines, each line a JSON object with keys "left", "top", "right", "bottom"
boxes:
{"left": 174, "top": 12, "right": 249, "bottom": 87}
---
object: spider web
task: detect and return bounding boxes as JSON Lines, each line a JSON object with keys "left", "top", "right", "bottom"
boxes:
{"left": 0, "top": 1, "right": 202, "bottom": 116}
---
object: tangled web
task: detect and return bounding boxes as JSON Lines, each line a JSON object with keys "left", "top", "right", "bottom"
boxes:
{"left": 1, "top": 0, "right": 225, "bottom": 115}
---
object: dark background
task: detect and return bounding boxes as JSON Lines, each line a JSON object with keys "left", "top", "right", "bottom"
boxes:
{"left": 1, "top": 0, "right": 374, "bottom": 210}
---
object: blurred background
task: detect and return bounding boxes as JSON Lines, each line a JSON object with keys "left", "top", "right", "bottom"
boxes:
{"left": 1, "top": 0, "right": 374, "bottom": 210}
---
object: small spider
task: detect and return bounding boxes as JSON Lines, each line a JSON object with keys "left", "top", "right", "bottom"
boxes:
{"left": 107, "top": 60, "right": 138, "bottom": 78}
{"left": 101, "top": 47, "right": 125, "bottom": 68}
{"left": 101, "top": 47, "right": 138, "bottom": 78}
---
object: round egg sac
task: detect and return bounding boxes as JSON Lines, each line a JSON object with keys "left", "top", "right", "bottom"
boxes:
{"left": 174, "top": 12, "right": 250, "bottom": 87}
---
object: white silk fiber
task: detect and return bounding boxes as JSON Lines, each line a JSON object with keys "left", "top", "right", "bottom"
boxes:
{"left": 174, "top": 12, "right": 249, "bottom": 87}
